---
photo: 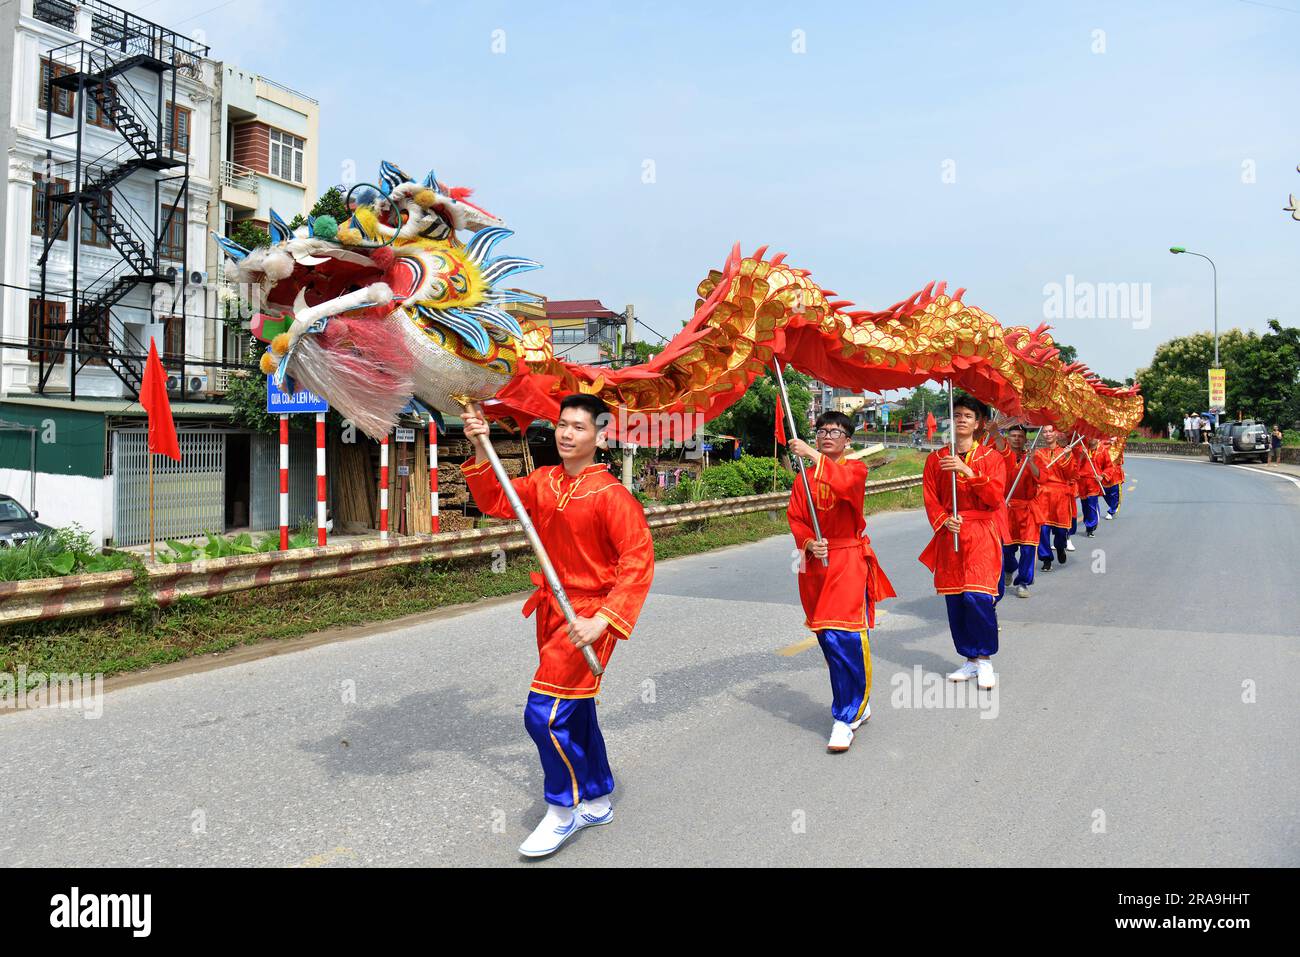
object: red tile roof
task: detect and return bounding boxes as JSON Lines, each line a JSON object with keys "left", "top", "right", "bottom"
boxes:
{"left": 544, "top": 299, "right": 620, "bottom": 320}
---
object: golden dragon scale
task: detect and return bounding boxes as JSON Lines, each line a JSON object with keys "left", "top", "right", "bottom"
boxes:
{"left": 500, "top": 243, "right": 1144, "bottom": 441}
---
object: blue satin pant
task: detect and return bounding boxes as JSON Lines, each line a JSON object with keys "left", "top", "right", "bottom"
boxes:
{"left": 524, "top": 691, "right": 614, "bottom": 807}
{"left": 945, "top": 592, "right": 998, "bottom": 658}
{"left": 816, "top": 629, "right": 872, "bottom": 724}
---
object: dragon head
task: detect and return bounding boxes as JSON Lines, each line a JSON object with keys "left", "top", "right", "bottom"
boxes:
{"left": 213, "top": 161, "right": 546, "bottom": 435}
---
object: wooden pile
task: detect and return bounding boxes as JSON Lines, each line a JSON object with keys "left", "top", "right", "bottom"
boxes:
{"left": 330, "top": 424, "right": 532, "bottom": 535}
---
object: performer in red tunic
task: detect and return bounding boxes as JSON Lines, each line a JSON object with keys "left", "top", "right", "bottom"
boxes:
{"left": 461, "top": 394, "right": 654, "bottom": 859}
{"left": 919, "top": 395, "right": 1008, "bottom": 690}
{"left": 1099, "top": 437, "right": 1124, "bottom": 519}
{"left": 787, "top": 411, "right": 895, "bottom": 754}
{"left": 992, "top": 423, "right": 1042, "bottom": 599}
{"left": 1074, "top": 438, "right": 1104, "bottom": 538}
{"left": 1034, "top": 426, "right": 1076, "bottom": 571}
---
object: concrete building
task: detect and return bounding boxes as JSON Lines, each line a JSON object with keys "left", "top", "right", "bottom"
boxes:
{"left": 208, "top": 63, "right": 318, "bottom": 390}
{"left": 0, "top": 0, "right": 319, "bottom": 547}
{"left": 541, "top": 298, "right": 624, "bottom": 366}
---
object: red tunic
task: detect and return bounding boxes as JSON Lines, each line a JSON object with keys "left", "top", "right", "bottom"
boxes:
{"left": 787, "top": 454, "right": 895, "bottom": 631}
{"left": 1034, "top": 446, "right": 1076, "bottom": 528}
{"left": 1097, "top": 444, "right": 1122, "bottom": 487}
{"left": 918, "top": 443, "right": 1009, "bottom": 596}
{"left": 461, "top": 458, "right": 655, "bottom": 699}
{"left": 1074, "top": 445, "right": 1103, "bottom": 497}
{"left": 1000, "top": 445, "right": 1044, "bottom": 546}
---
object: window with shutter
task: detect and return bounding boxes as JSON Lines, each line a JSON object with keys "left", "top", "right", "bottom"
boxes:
{"left": 31, "top": 174, "right": 71, "bottom": 241}
{"left": 39, "top": 59, "right": 75, "bottom": 118}
{"left": 28, "top": 299, "right": 69, "bottom": 364}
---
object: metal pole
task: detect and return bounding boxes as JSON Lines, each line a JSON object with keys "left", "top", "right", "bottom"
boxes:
{"left": 948, "top": 381, "right": 959, "bottom": 551}
{"left": 148, "top": 448, "right": 155, "bottom": 561}
{"left": 1045, "top": 433, "right": 1083, "bottom": 469}
{"left": 772, "top": 360, "right": 828, "bottom": 567}
{"left": 462, "top": 402, "right": 603, "bottom": 677}
{"left": 1004, "top": 426, "right": 1043, "bottom": 504}
{"left": 621, "top": 304, "right": 636, "bottom": 491}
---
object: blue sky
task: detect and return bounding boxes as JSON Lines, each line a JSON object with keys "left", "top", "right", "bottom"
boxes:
{"left": 131, "top": 0, "right": 1299, "bottom": 381}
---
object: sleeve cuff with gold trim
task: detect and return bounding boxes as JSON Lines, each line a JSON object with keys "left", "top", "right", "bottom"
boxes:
{"left": 460, "top": 457, "right": 493, "bottom": 476}
{"left": 596, "top": 608, "right": 632, "bottom": 639}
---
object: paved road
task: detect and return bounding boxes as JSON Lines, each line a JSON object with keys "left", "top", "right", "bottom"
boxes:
{"left": 2, "top": 457, "right": 1297, "bottom": 867}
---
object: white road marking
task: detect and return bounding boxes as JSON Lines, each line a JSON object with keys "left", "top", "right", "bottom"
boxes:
{"left": 1229, "top": 464, "right": 1300, "bottom": 490}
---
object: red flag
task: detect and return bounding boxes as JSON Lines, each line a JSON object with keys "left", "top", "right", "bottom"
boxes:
{"left": 925, "top": 412, "right": 937, "bottom": 442}
{"left": 774, "top": 395, "right": 787, "bottom": 445}
{"left": 140, "top": 338, "right": 181, "bottom": 461}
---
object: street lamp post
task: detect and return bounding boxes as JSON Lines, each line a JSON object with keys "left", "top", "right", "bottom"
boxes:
{"left": 1169, "top": 246, "right": 1219, "bottom": 367}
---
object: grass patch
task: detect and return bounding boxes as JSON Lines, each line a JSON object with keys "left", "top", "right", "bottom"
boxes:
{"left": 867, "top": 448, "right": 928, "bottom": 480}
{"left": 1, "top": 493, "right": 920, "bottom": 680}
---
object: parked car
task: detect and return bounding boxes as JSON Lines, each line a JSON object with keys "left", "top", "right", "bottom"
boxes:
{"left": 1209, "top": 421, "right": 1271, "bottom": 464}
{"left": 0, "top": 495, "right": 52, "bottom": 546}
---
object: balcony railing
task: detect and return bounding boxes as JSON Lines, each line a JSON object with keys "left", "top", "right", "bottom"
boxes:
{"left": 220, "top": 159, "right": 259, "bottom": 192}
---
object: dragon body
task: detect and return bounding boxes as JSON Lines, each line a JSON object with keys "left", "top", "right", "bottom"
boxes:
{"left": 216, "top": 161, "right": 1142, "bottom": 441}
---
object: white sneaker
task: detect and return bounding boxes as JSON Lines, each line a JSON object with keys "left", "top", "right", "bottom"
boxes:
{"left": 827, "top": 720, "right": 854, "bottom": 753}
{"left": 850, "top": 702, "right": 871, "bottom": 730}
{"left": 948, "top": 660, "right": 979, "bottom": 682}
{"left": 519, "top": 805, "right": 579, "bottom": 858}
{"left": 1016, "top": 585, "right": 1030, "bottom": 598}
{"left": 1104, "top": 512, "right": 1114, "bottom": 521}
{"left": 574, "top": 800, "right": 614, "bottom": 831}
{"left": 1065, "top": 539, "right": 1076, "bottom": 552}
{"left": 977, "top": 659, "right": 997, "bottom": 690}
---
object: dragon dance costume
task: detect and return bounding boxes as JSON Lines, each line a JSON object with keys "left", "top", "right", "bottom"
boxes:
{"left": 1035, "top": 446, "right": 1077, "bottom": 563}
{"left": 787, "top": 454, "right": 895, "bottom": 726}
{"left": 1074, "top": 444, "right": 1103, "bottom": 533}
{"left": 919, "top": 444, "right": 1009, "bottom": 659}
{"left": 1098, "top": 441, "right": 1124, "bottom": 516}
{"left": 461, "top": 459, "right": 654, "bottom": 808}
{"left": 999, "top": 445, "right": 1044, "bottom": 591}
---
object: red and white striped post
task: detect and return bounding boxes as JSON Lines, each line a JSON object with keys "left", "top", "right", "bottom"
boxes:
{"left": 278, "top": 414, "right": 289, "bottom": 550}
{"left": 379, "top": 434, "right": 390, "bottom": 542}
{"left": 428, "top": 419, "right": 439, "bottom": 534}
{"left": 315, "top": 412, "right": 327, "bottom": 546}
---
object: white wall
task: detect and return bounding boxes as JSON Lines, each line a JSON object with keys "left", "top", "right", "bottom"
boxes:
{"left": 0, "top": 467, "right": 111, "bottom": 547}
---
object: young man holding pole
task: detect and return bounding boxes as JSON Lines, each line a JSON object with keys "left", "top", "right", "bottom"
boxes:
{"left": 1099, "top": 437, "right": 1123, "bottom": 519}
{"left": 460, "top": 394, "right": 654, "bottom": 859}
{"left": 1074, "top": 438, "right": 1104, "bottom": 538}
{"left": 1035, "top": 426, "right": 1076, "bottom": 571}
{"left": 787, "top": 411, "right": 895, "bottom": 753}
{"left": 919, "top": 394, "right": 1008, "bottom": 691}
{"left": 993, "top": 424, "right": 1042, "bottom": 599}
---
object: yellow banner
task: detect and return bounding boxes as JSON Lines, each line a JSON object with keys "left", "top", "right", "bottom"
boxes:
{"left": 1208, "top": 368, "right": 1226, "bottom": 410}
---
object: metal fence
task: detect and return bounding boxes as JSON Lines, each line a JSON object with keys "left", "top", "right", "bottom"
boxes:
{"left": 1, "top": 477, "right": 924, "bottom": 626}
{"left": 113, "top": 431, "right": 225, "bottom": 546}
{"left": 249, "top": 432, "right": 315, "bottom": 533}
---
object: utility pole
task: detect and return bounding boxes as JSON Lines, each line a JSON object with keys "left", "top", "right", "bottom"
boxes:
{"left": 621, "top": 304, "right": 636, "bottom": 490}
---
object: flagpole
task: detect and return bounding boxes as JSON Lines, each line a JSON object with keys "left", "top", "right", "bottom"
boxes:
{"left": 772, "top": 360, "right": 828, "bottom": 567}
{"left": 148, "top": 447, "right": 155, "bottom": 562}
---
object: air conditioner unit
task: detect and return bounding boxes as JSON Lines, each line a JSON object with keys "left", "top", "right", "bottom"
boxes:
{"left": 165, "top": 374, "right": 207, "bottom": 394}
{"left": 164, "top": 265, "right": 179, "bottom": 281}
{"left": 187, "top": 270, "right": 208, "bottom": 286}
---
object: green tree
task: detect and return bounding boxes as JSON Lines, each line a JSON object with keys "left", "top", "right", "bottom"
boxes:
{"left": 1136, "top": 325, "right": 1300, "bottom": 429}
{"left": 229, "top": 220, "right": 270, "bottom": 251}
{"left": 711, "top": 367, "right": 813, "bottom": 457}
{"left": 895, "top": 385, "right": 944, "bottom": 427}
{"left": 289, "top": 186, "right": 350, "bottom": 231}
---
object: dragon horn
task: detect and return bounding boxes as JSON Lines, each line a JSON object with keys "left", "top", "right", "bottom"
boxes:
{"left": 213, "top": 232, "right": 249, "bottom": 261}
{"left": 268, "top": 209, "right": 291, "bottom": 244}
{"left": 379, "top": 160, "right": 412, "bottom": 196}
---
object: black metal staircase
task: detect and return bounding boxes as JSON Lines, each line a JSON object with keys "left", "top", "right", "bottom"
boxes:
{"left": 35, "top": 29, "right": 203, "bottom": 399}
